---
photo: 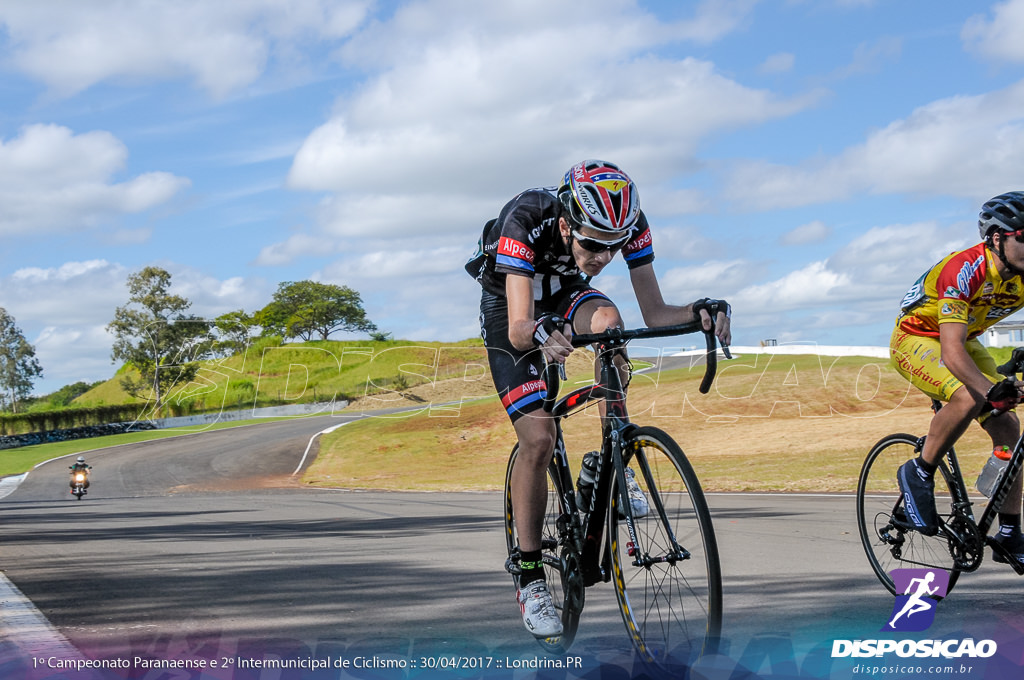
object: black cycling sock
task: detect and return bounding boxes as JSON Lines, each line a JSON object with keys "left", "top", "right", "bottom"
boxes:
{"left": 915, "top": 456, "right": 937, "bottom": 477}
{"left": 998, "top": 514, "right": 1021, "bottom": 535}
{"left": 519, "top": 549, "right": 545, "bottom": 587}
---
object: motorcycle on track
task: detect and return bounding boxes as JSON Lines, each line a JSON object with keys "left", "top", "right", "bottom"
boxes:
{"left": 69, "top": 456, "right": 91, "bottom": 500}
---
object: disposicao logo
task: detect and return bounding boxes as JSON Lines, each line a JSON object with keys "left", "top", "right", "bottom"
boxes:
{"left": 883, "top": 568, "right": 948, "bottom": 633}
{"left": 831, "top": 569, "right": 997, "bottom": 660}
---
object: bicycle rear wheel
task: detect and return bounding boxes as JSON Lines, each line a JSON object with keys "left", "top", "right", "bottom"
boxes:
{"left": 856, "top": 433, "right": 961, "bottom": 596}
{"left": 504, "top": 444, "right": 583, "bottom": 652}
{"left": 608, "top": 427, "right": 722, "bottom": 672}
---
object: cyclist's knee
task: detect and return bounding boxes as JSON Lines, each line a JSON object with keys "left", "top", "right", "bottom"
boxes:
{"left": 573, "top": 299, "right": 622, "bottom": 335}
{"left": 514, "top": 417, "right": 557, "bottom": 465}
{"left": 589, "top": 304, "right": 623, "bottom": 333}
{"left": 984, "top": 409, "right": 1021, "bottom": 440}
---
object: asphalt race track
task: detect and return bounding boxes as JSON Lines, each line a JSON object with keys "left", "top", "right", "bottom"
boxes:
{"left": 2, "top": 413, "right": 1024, "bottom": 678}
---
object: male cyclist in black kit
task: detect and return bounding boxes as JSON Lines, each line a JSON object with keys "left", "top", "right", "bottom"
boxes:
{"left": 466, "top": 159, "right": 732, "bottom": 640}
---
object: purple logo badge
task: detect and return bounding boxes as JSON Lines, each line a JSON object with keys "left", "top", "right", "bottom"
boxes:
{"left": 883, "top": 569, "right": 949, "bottom": 632}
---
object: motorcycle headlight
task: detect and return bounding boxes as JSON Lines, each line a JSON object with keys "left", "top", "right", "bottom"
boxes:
{"left": 74, "top": 473, "right": 85, "bottom": 482}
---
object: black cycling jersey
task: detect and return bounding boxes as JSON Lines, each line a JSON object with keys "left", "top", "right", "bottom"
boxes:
{"left": 465, "top": 188, "right": 655, "bottom": 299}
{"left": 468, "top": 187, "right": 653, "bottom": 423}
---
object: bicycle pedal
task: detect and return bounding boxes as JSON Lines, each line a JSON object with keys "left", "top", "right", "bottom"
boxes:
{"left": 987, "top": 537, "right": 1024, "bottom": 575}
{"left": 505, "top": 550, "right": 523, "bottom": 576}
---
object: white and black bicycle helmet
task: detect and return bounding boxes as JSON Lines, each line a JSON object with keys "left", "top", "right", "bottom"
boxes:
{"left": 557, "top": 160, "right": 640, "bottom": 234}
{"left": 979, "top": 191, "right": 1024, "bottom": 242}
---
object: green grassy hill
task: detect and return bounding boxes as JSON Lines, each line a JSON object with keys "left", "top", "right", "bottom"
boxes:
{"left": 72, "top": 336, "right": 488, "bottom": 418}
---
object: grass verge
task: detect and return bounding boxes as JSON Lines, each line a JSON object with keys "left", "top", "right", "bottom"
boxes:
{"left": 306, "top": 352, "right": 998, "bottom": 493}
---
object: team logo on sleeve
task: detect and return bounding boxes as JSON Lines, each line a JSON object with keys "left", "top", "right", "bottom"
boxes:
{"left": 939, "top": 299, "right": 968, "bottom": 321}
{"left": 497, "top": 237, "right": 535, "bottom": 272}
{"left": 943, "top": 286, "right": 964, "bottom": 300}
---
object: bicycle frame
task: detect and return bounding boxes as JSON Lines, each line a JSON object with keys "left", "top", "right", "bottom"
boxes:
{"left": 938, "top": 433, "right": 1024, "bottom": 573}
{"left": 542, "top": 321, "right": 720, "bottom": 584}
{"left": 915, "top": 393, "right": 1024, "bottom": 575}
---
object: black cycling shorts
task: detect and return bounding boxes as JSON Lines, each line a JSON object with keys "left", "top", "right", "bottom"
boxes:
{"left": 479, "top": 283, "right": 612, "bottom": 423}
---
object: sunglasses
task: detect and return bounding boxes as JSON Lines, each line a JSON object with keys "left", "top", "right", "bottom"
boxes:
{"left": 1007, "top": 228, "right": 1024, "bottom": 243}
{"left": 571, "top": 228, "right": 630, "bottom": 253}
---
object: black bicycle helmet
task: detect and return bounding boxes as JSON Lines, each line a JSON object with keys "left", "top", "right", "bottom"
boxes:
{"left": 979, "top": 191, "right": 1024, "bottom": 242}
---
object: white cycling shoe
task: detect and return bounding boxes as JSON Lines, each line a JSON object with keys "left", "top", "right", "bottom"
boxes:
{"left": 517, "top": 580, "right": 563, "bottom": 639}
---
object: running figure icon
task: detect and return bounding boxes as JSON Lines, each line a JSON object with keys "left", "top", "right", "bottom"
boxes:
{"left": 888, "top": 572, "right": 938, "bottom": 628}
{"left": 884, "top": 568, "right": 949, "bottom": 632}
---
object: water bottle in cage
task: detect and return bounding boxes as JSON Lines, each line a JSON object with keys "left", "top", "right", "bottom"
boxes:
{"left": 977, "top": 445, "right": 1012, "bottom": 497}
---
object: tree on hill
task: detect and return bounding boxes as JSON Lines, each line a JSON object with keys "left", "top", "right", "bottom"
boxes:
{"left": 256, "top": 281, "right": 376, "bottom": 341}
{"left": 213, "top": 309, "right": 260, "bottom": 357}
{"left": 38, "top": 380, "right": 101, "bottom": 408}
{"left": 0, "top": 308, "right": 43, "bottom": 413}
{"left": 107, "top": 266, "right": 212, "bottom": 413}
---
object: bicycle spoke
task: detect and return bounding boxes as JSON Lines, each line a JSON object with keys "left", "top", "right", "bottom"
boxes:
{"left": 503, "top": 445, "right": 582, "bottom": 651}
{"left": 856, "top": 434, "right": 962, "bottom": 596}
{"left": 609, "top": 428, "right": 721, "bottom": 672}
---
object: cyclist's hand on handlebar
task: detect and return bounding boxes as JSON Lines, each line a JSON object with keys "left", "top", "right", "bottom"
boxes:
{"left": 533, "top": 314, "right": 573, "bottom": 364}
{"left": 985, "top": 377, "right": 1024, "bottom": 413}
{"left": 692, "top": 298, "right": 732, "bottom": 347}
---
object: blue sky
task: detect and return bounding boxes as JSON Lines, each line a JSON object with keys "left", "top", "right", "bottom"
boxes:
{"left": 2, "top": 0, "right": 1024, "bottom": 395}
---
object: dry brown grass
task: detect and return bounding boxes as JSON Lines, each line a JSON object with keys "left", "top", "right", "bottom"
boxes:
{"left": 303, "top": 352, "right": 997, "bottom": 493}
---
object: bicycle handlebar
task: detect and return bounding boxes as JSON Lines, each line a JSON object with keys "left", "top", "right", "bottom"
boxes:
{"left": 997, "top": 347, "right": 1024, "bottom": 377}
{"left": 542, "top": 321, "right": 727, "bottom": 413}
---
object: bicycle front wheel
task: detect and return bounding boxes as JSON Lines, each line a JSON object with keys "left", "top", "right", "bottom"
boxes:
{"left": 856, "top": 433, "right": 961, "bottom": 596}
{"left": 608, "top": 427, "right": 722, "bottom": 671}
{"left": 504, "top": 444, "right": 583, "bottom": 652}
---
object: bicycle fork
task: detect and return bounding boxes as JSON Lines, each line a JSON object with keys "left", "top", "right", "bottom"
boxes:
{"left": 612, "top": 431, "right": 690, "bottom": 568}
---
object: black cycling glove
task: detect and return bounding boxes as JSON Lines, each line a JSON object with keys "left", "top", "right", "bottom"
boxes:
{"left": 533, "top": 314, "right": 570, "bottom": 347}
{"left": 692, "top": 298, "right": 732, "bottom": 319}
{"left": 986, "top": 378, "right": 1021, "bottom": 412}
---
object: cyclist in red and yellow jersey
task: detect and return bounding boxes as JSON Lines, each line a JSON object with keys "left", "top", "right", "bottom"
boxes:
{"left": 892, "top": 192, "right": 1024, "bottom": 565}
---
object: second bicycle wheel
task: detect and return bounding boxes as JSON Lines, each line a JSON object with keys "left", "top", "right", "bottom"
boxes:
{"left": 607, "top": 427, "right": 722, "bottom": 672}
{"left": 503, "top": 444, "right": 583, "bottom": 652}
{"left": 856, "top": 433, "right": 961, "bottom": 596}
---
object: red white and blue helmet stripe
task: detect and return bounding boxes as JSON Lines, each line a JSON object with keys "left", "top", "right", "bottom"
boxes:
{"left": 559, "top": 159, "right": 640, "bottom": 234}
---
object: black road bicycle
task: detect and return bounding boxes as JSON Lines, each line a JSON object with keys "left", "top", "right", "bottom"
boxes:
{"left": 857, "top": 348, "right": 1024, "bottom": 596}
{"left": 503, "top": 321, "right": 724, "bottom": 671}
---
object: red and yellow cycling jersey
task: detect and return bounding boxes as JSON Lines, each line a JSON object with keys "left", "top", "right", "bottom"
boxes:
{"left": 897, "top": 242, "right": 1024, "bottom": 339}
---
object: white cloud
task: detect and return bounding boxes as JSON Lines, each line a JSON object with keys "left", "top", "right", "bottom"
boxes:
{"left": 829, "top": 36, "right": 901, "bottom": 80}
{"left": 254, "top": 233, "right": 332, "bottom": 266}
{"left": 659, "top": 260, "right": 756, "bottom": 300}
{"left": 963, "top": 0, "right": 1024, "bottom": 64}
{"left": 5, "top": 260, "right": 128, "bottom": 326}
{"left": 737, "top": 260, "right": 848, "bottom": 311}
{"left": 0, "top": 0, "right": 372, "bottom": 98}
{"left": 0, "top": 124, "right": 189, "bottom": 235}
{"left": 725, "top": 79, "right": 1024, "bottom": 209}
{"left": 286, "top": 0, "right": 820, "bottom": 243}
{"left": 758, "top": 52, "right": 795, "bottom": 75}
{"left": 340, "top": 247, "right": 468, "bottom": 280}
{"left": 0, "top": 260, "right": 272, "bottom": 392}
{"left": 290, "top": 56, "right": 817, "bottom": 200}
{"left": 33, "top": 325, "right": 118, "bottom": 388}
{"left": 734, "top": 221, "right": 971, "bottom": 320}
{"left": 780, "top": 220, "right": 830, "bottom": 245}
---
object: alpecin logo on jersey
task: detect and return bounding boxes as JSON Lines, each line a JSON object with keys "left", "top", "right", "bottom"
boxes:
{"left": 882, "top": 568, "right": 948, "bottom": 632}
